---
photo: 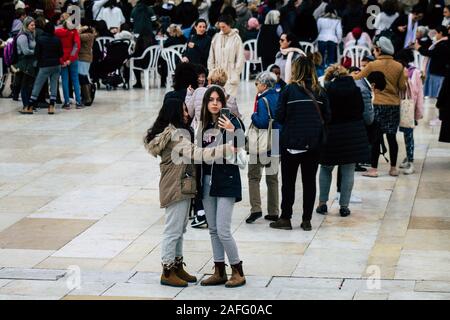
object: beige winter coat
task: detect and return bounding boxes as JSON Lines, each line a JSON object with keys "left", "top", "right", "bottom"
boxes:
{"left": 207, "top": 29, "right": 245, "bottom": 97}
{"left": 145, "top": 125, "right": 233, "bottom": 208}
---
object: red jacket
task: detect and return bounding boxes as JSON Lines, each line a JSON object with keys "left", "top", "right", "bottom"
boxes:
{"left": 54, "top": 27, "right": 80, "bottom": 64}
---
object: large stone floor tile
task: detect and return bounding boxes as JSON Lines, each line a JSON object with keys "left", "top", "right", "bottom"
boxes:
{"left": 389, "top": 291, "right": 450, "bottom": 300}
{"left": 0, "top": 268, "right": 66, "bottom": 281}
{"left": 268, "top": 277, "right": 342, "bottom": 290}
{"left": 52, "top": 238, "right": 133, "bottom": 259}
{"left": 0, "top": 249, "right": 54, "bottom": 268}
{"left": 0, "top": 213, "right": 27, "bottom": 233}
{"left": 276, "top": 288, "right": 354, "bottom": 300}
{"left": 395, "top": 250, "right": 450, "bottom": 281}
{"left": 174, "top": 286, "right": 281, "bottom": 300}
{"left": 341, "top": 279, "right": 415, "bottom": 292}
{"left": 0, "top": 279, "right": 71, "bottom": 298}
{"left": 0, "top": 196, "right": 53, "bottom": 214}
{"left": 293, "top": 248, "right": 369, "bottom": 278}
{"left": 0, "top": 218, "right": 95, "bottom": 250}
{"left": 353, "top": 291, "right": 389, "bottom": 300}
{"left": 408, "top": 217, "right": 450, "bottom": 230}
{"left": 31, "top": 185, "right": 138, "bottom": 220}
{"left": 102, "top": 283, "right": 182, "bottom": 299}
{"left": 34, "top": 257, "right": 109, "bottom": 271}
{"left": 403, "top": 229, "right": 450, "bottom": 251}
{"left": 415, "top": 281, "right": 450, "bottom": 293}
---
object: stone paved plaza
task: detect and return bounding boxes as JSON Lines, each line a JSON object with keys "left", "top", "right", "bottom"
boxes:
{"left": 0, "top": 82, "right": 449, "bottom": 300}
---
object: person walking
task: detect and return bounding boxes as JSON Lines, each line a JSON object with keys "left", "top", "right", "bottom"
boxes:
{"left": 182, "top": 19, "right": 212, "bottom": 68}
{"left": 16, "top": 17, "right": 37, "bottom": 114}
{"left": 396, "top": 49, "right": 424, "bottom": 175}
{"left": 207, "top": 14, "right": 245, "bottom": 97}
{"left": 353, "top": 36, "right": 407, "bottom": 177}
{"left": 55, "top": 19, "right": 83, "bottom": 109}
{"left": 270, "top": 56, "right": 330, "bottom": 231}
{"left": 316, "top": 4, "right": 342, "bottom": 68}
{"left": 245, "top": 71, "right": 281, "bottom": 224}
{"left": 198, "top": 86, "right": 247, "bottom": 288}
{"left": 26, "top": 22, "right": 63, "bottom": 115}
{"left": 315, "top": 64, "right": 369, "bottom": 218}
{"left": 78, "top": 24, "right": 96, "bottom": 106}
{"left": 144, "top": 97, "right": 235, "bottom": 287}
{"left": 274, "top": 33, "right": 305, "bottom": 83}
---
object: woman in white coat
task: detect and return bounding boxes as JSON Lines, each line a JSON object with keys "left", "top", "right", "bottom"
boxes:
{"left": 207, "top": 14, "right": 245, "bottom": 97}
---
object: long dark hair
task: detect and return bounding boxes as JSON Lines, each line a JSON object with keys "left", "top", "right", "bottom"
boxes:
{"left": 173, "top": 62, "right": 198, "bottom": 91}
{"left": 144, "top": 98, "right": 187, "bottom": 144}
{"left": 291, "top": 55, "right": 323, "bottom": 94}
{"left": 200, "top": 86, "right": 227, "bottom": 131}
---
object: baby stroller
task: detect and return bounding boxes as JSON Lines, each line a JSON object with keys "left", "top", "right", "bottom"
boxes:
{"left": 93, "top": 39, "right": 133, "bottom": 90}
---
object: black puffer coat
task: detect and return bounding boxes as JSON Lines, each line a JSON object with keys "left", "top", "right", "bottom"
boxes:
{"left": 320, "top": 76, "right": 369, "bottom": 165}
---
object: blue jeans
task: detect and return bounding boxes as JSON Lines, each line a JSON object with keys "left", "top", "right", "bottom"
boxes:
{"left": 61, "top": 60, "right": 81, "bottom": 104}
{"left": 399, "top": 127, "right": 414, "bottom": 162}
{"left": 30, "top": 65, "right": 61, "bottom": 103}
{"left": 319, "top": 163, "right": 355, "bottom": 207}
{"left": 318, "top": 41, "right": 337, "bottom": 67}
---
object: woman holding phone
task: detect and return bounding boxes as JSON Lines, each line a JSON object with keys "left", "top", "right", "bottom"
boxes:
{"left": 144, "top": 98, "right": 236, "bottom": 287}
{"left": 198, "top": 86, "right": 247, "bottom": 288}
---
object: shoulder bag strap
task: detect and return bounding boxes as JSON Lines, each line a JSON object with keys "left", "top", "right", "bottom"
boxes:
{"left": 302, "top": 85, "right": 324, "bottom": 125}
{"left": 261, "top": 96, "right": 272, "bottom": 119}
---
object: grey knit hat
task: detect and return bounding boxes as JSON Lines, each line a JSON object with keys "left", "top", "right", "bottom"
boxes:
{"left": 375, "top": 36, "right": 395, "bottom": 56}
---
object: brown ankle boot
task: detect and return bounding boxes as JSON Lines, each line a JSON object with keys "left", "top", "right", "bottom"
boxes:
{"left": 200, "top": 262, "right": 227, "bottom": 286}
{"left": 48, "top": 105, "right": 55, "bottom": 115}
{"left": 160, "top": 263, "right": 188, "bottom": 287}
{"left": 225, "top": 261, "right": 246, "bottom": 288}
{"left": 174, "top": 257, "right": 197, "bottom": 283}
{"left": 19, "top": 106, "right": 33, "bottom": 114}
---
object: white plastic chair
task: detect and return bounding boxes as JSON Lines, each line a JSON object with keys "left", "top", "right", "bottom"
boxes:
{"left": 167, "top": 44, "right": 186, "bottom": 56}
{"left": 129, "top": 45, "right": 161, "bottom": 90}
{"left": 299, "top": 41, "right": 315, "bottom": 54}
{"left": 241, "top": 39, "right": 262, "bottom": 82}
{"left": 95, "top": 36, "right": 114, "bottom": 55}
{"left": 342, "top": 45, "right": 372, "bottom": 68}
{"left": 161, "top": 48, "right": 183, "bottom": 89}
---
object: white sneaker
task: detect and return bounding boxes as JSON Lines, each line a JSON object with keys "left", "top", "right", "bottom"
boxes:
{"left": 403, "top": 162, "right": 415, "bottom": 175}
{"left": 350, "top": 194, "right": 362, "bottom": 203}
{"left": 399, "top": 158, "right": 409, "bottom": 169}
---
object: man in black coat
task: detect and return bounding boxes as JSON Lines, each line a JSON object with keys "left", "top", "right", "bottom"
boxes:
{"left": 391, "top": 4, "right": 425, "bottom": 53}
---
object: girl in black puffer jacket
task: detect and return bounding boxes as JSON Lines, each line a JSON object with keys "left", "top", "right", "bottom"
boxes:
{"left": 272, "top": 56, "right": 330, "bottom": 232}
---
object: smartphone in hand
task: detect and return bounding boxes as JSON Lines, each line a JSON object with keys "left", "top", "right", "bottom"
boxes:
{"left": 220, "top": 108, "right": 231, "bottom": 119}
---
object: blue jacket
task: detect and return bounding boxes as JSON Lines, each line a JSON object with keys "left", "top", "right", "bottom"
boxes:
{"left": 251, "top": 88, "right": 282, "bottom": 130}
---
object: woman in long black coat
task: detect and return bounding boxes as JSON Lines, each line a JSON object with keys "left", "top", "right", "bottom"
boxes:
{"left": 316, "top": 65, "right": 369, "bottom": 218}
{"left": 257, "top": 10, "right": 283, "bottom": 69}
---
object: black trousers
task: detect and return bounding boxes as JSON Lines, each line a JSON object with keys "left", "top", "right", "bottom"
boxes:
{"left": 371, "top": 133, "right": 398, "bottom": 168}
{"left": 280, "top": 149, "right": 320, "bottom": 222}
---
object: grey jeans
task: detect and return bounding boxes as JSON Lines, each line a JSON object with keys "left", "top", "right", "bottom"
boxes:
{"left": 203, "top": 175, "right": 240, "bottom": 265}
{"left": 161, "top": 199, "right": 190, "bottom": 265}
{"left": 30, "top": 65, "right": 61, "bottom": 102}
{"left": 319, "top": 163, "right": 356, "bottom": 207}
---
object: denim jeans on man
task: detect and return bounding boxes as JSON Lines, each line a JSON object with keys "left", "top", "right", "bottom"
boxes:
{"left": 61, "top": 59, "right": 81, "bottom": 104}
{"left": 29, "top": 65, "right": 61, "bottom": 104}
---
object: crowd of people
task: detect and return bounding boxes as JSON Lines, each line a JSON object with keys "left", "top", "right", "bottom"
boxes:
{"left": 1, "top": 0, "right": 449, "bottom": 289}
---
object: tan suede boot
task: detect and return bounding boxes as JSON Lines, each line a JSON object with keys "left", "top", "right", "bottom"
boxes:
{"left": 160, "top": 263, "right": 188, "bottom": 287}
{"left": 225, "top": 261, "right": 246, "bottom": 288}
{"left": 200, "top": 262, "right": 227, "bottom": 286}
{"left": 174, "top": 257, "right": 197, "bottom": 283}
